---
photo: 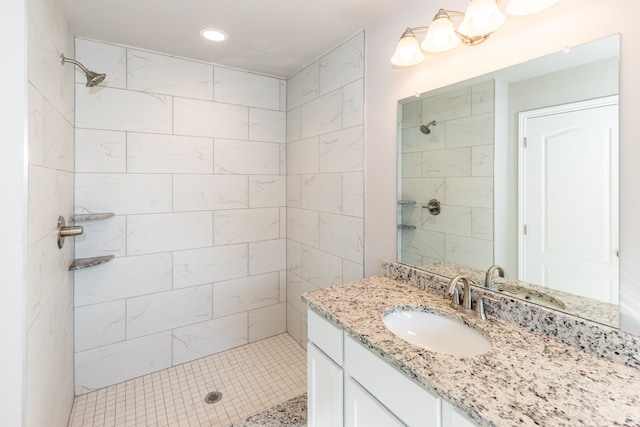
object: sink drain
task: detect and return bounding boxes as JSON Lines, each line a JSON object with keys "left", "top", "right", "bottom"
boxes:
{"left": 204, "top": 391, "right": 223, "bottom": 404}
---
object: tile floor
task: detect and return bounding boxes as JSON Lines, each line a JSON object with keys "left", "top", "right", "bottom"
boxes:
{"left": 68, "top": 333, "right": 307, "bottom": 427}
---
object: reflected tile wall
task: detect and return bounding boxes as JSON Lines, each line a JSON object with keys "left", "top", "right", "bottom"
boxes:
{"left": 74, "top": 38, "right": 287, "bottom": 393}
{"left": 286, "top": 32, "right": 365, "bottom": 347}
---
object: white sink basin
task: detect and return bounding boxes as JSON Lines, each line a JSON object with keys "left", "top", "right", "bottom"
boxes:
{"left": 382, "top": 310, "right": 492, "bottom": 357}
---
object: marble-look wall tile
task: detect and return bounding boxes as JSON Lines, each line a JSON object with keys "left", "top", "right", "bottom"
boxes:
{"left": 343, "top": 79, "right": 364, "bottom": 128}
{"left": 173, "top": 174, "right": 248, "bottom": 211}
{"left": 422, "top": 205, "right": 472, "bottom": 236}
{"left": 127, "top": 212, "right": 213, "bottom": 255}
{"left": 422, "top": 87, "right": 471, "bottom": 123}
{"left": 28, "top": 166, "right": 74, "bottom": 245}
{"left": 249, "top": 239, "right": 286, "bottom": 275}
{"left": 174, "top": 97, "right": 248, "bottom": 139}
{"left": 472, "top": 207, "right": 494, "bottom": 240}
{"left": 343, "top": 259, "right": 364, "bottom": 282}
{"left": 286, "top": 107, "right": 302, "bottom": 142}
{"left": 213, "top": 208, "right": 280, "bottom": 245}
{"left": 75, "top": 300, "right": 126, "bottom": 352}
{"left": 445, "top": 112, "right": 494, "bottom": 148}
{"left": 402, "top": 99, "right": 422, "bottom": 129}
{"left": 445, "top": 177, "right": 493, "bottom": 208}
{"left": 74, "top": 253, "right": 172, "bottom": 306}
{"left": 75, "top": 173, "right": 172, "bottom": 215}
{"left": 319, "top": 213, "right": 363, "bottom": 263}
{"left": 402, "top": 125, "right": 445, "bottom": 153}
{"left": 76, "top": 38, "right": 127, "bottom": 89}
{"left": 472, "top": 145, "right": 494, "bottom": 177}
{"left": 74, "top": 215, "right": 127, "bottom": 258}
{"left": 249, "top": 108, "right": 286, "bottom": 143}
{"left": 402, "top": 228, "right": 445, "bottom": 260}
{"left": 214, "top": 139, "right": 280, "bottom": 175}
{"left": 300, "top": 89, "right": 342, "bottom": 138}
{"left": 319, "top": 32, "right": 364, "bottom": 95}
{"left": 286, "top": 272, "right": 317, "bottom": 315}
{"left": 75, "top": 128, "right": 126, "bottom": 173}
{"left": 286, "top": 302, "right": 307, "bottom": 347}
{"left": 279, "top": 80, "right": 287, "bottom": 112}
{"left": 127, "top": 49, "right": 213, "bottom": 100}
{"left": 214, "top": 66, "right": 280, "bottom": 110}
{"left": 287, "top": 137, "right": 320, "bottom": 174}
{"left": 76, "top": 86, "right": 172, "bottom": 133}
{"left": 343, "top": 172, "right": 364, "bottom": 217}
{"left": 301, "top": 245, "right": 343, "bottom": 288}
{"left": 75, "top": 332, "right": 172, "bottom": 394}
{"left": 173, "top": 244, "right": 248, "bottom": 289}
{"left": 172, "top": 313, "right": 248, "bottom": 365}
{"left": 248, "top": 303, "right": 287, "bottom": 342}
{"left": 287, "top": 240, "right": 303, "bottom": 276}
{"left": 445, "top": 234, "right": 493, "bottom": 270}
{"left": 319, "top": 126, "right": 364, "bottom": 173}
{"left": 287, "top": 175, "right": 302, "bottom": 208}
{"left": 402, "top": 152, "right": 422, "bottom": 178}
{"left": 300, "top": 173, "right": 342, "bottom": 214}
{"left": 127, "top": 133, "right": 214, "bottom": 174}
{"left": 287, "top": 209, "right": 319, "bottom": 248}
{"left": 472, "top": 80, "right": 495, "bottom": 115}
{"left": 127, "top": 285, "right": 213, "bottom": 338}
{"left": 213, "top": 272, "right": 281, "bottom": 317}
{"left": 249, "top": 175, "right": 286, "bottom": 208}
{"left": 421, "top": 148, "right": 472, "bottom": 177}
{"left": 401, "top": 177, "right": 445, "bottom": 204}
{"left": 287, "top": 62, "right": 319, "bottom": 111}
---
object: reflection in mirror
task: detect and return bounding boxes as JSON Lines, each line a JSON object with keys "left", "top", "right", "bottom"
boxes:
{"left": 397, "top": 35, "right": 620, "bottom": 327}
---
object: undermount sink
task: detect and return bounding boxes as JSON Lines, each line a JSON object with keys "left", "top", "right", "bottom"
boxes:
{"left": 382, "top": 309, "right": 492, "bottom": 357}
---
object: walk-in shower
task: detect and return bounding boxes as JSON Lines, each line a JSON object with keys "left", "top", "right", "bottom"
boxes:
{"left": 61, "top": 53, "right": 106, "bottom": 87}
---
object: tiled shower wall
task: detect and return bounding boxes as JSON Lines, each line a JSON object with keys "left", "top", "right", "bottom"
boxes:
{"left": 27, "top": 0, "right": 76, "bottom": 424}
{"left": 399, "top": 80, "right": 494, "bottom": 270}
{"left": 285, "top": 32, "right": 365, "bottom": 346}
{"left": 73, "top": 38, "right": 287, "bottom": 394}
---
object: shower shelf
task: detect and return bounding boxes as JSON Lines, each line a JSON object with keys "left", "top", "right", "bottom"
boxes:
{"left": 397, "top": 224, "right": 416, "bottom": 230}
{"left": 69, "top": 255, "right": 115, "bottom": 271}
{"left": 397, "top": 200, "right": 416, "bottom": 205}
{"left": 71, "top": 212, "right": 114, "bottom": 222}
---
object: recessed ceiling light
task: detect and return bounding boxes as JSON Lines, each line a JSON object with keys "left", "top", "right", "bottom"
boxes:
{"left": 200, "top": 28, "right": 228, "bottom": 42}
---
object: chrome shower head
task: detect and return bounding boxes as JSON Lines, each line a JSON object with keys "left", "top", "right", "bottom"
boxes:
{"left": 420, "top": 120, "right": 438, "bottom": 135}
{"left": 61, "top": 54, "right": 106, "bottom": 87}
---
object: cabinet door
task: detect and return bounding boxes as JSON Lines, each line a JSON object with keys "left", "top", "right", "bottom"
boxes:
{"left": 442, "top": 400, "right": 477, "bottom": 427}
{"left": 308, "top": 342, "right": 343, "bottom": 427}
{"left": 345, "top": 377, "right": 406, "bottom": 427}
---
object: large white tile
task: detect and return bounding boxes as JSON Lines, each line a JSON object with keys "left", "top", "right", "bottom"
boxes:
{"left": 287, "top": 208, "right": 319, "bottom": 247}
{"left": 401, "top": 228, "right": 445, "bottom": 260}
{"left": 402, "top": 99, "right": 423, "bottom": 129}
{"left": 173, "top": 174, "right": 248, "bottom": 211}
{"left": 287, "top": 175, "right": 302, "bottom": 208}
{"left": 213, "top": 272, "right": 280, "bottom": 317}
{"left": 444, "top": 234, "right": 493, "bottom": 270}
{"left": 213, "top": 208, "right": 279, "bottom": 245}
{"left": 74, "top": 215, "right": 127, "bottom": 258}
{"left": 301, "top": 245, "right": 343, "bottom": 288}
{"left": 74, "top": 253, "right": 172, "bottom": 306}
{"left": 28, "top": 84, "right": 74, "bottom": 171}
{"left": 75, "top": 128, "right": 126, "bottom": 173}
{"left": 76, "top": 38, "right": 127, "bottom": 89}
{"left": 403, "top": 152, "right": 422, "bottom": 178}
{"left": 127, "top": 212, "right": 213, "bottom": 255}
{"left": 75, "top": 300, "right": 126, "bottom": 352}
{"left": 286, "top": 272, "right": 316, "bottom": 315}
{"left": 300, "top": 89, "right": 342, "bottom": 139}
{"left": 287, "top": 137, "right": 319, "bottom": 174}
{"left": 402, "top": 124, "right": 445, "bottom": 153}
{"left": 28, "top": 166, "right": 74, "bottom": 245}
{"left": 127, "top": 284, "right": 213, "bottom": 338}
{"left": 287, "top": 239, "right": 302, "bottom": 277}
{"left": 343, "top": 79, "right": 364, "bottom": 128}
{"left": 214, "top": 66, "right": 280, "bottom": 110}
{"left": 279, "top": 207, "right": 287, "bottom": 239}
{"left": 472, "top": 207, "right": 494, "bottom": 240}
{"left": 279, "top": 80, "right": 287, "bottom": 111}
{"left": 75, "top": 173, "right": 172, "bottom": 215}
{"left": 421, "top": 205, "right": 472, "bottom": 236}
{"left": 319, "top": 32, "right": 364, "bottom": 95}
{"left": 214, "top": 139, "right": 280, "bottom": 175}
{"left": 249, "top": 175, "right": 286, "bottom": 208}
{"left": 343, "top": 259, "right": 364, "bottom": 282}
{"left": 300, "top": 173, "right": 342, "bottom": 214}
{"left": 127, "top": 133, "right": 214, "bottom": 174}
{"left": 76, "top": 86, "right": 172, "bottom": 133}
{"left": 74, "top": 332, "right": 172, "bottom": 394}
{"left": 422, "top": 87, "right": 471, "bottom": 123}
{"left": 286, "top": 106, "right": 301, "bottom": 142}
{"left": 127, "top": 49, "right": 213, "bottom": 100}
{"left": 174, "top": 97, "right": 248, "bottom": 139}
{"left": 401, "top": 177, "right": 445, "bottom": 204}
{"left": 248, "top": 303, "right": 286, "bottom": 342}
{"left": 472, "top": 80, "right": 495, "bottom": 115}
{"left": 172, "top": 313, "right": 247, "bottom": 365}
{"left": 445, "top": 177, "right": 493, "bottom": 208}
{"left": 445, "top": 112, "right": 494, "bottom": 148}
{"left": 173, "top": 244, "right": 248, "bottom": 289}
{"left": 421, "top": 148, "right": 472, "bottom": 177}
{"left": 343, "top": 172, "right": 364, "bottom": 217}
{"left": 286, "top": 62, "right": 319, "bottom": 111}
{"left": 286, "top": 303, "right": 307, "bottom": 347}
{"left": 249, "top": 108, "right": 286, "bottom": 143}
{"left": 249, "top": 239, "right": 286, "bottom": 275}
{"left": 319, "top": 126, "right": 364, "bottom": 173}
{"left": 319, "top": 213, "right": 363, "bottom": 263}
{"left": 472, "top": 144, "right": 494, "bottom": 177}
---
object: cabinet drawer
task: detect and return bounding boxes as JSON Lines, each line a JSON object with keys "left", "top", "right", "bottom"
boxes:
{"left": 308, "top": 309, "right": 343, "bottom": 364}
{"left": 345, "top": 335, "right": 440, "bottom": 427}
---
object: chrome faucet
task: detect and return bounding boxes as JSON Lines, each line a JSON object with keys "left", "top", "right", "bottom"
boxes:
{"left": 484, "top": 264, "right": 506, "bottom": 288}
{"left": 448, "top": 275, "right": 473, "bottom": 310}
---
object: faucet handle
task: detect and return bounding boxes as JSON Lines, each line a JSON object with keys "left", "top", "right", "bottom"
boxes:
{"left": 475, "top": 295, "right": 499, "bottom": 321}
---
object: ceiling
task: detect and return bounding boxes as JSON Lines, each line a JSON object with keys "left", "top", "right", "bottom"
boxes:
{"left": 61, "top": 0, "right": 413, "bottom": 78}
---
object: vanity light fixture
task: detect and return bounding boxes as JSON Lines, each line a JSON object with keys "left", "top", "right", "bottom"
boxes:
{"left": 391, "top": 0, "right": 560, "bottom": 67}
{"left": 200, "top": 28, "right": 229, "bottom": 42}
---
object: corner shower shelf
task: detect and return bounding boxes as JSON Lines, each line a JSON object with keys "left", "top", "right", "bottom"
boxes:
{"left": 71, "top": 212, "right": 114, "bottom": 222}
{"left": 69, "top": 255, "right": 115, "bottom": 271}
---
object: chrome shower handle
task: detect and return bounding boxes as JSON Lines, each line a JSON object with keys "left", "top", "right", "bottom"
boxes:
{"left": 57, "top": 216, "right": 84, "bottom": 249}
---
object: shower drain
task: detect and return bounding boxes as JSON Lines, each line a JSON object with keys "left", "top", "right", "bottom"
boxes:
{"left": 204, "top": 391, "right": 223, "bottom": 404}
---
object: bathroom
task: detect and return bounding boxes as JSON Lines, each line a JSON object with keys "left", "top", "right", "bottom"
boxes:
{"left": 1, "top": 0, "right": 640, "bottom": 426}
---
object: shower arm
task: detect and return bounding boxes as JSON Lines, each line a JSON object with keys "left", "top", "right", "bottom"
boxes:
{"left": 60, "top": 54, "right": 91, "bottom": 74}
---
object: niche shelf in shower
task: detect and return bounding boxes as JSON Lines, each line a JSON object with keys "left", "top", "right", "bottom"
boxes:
{"left": 69, "top": 255, "right": 115, "bottom": 271}
{"left": 71, "top": 212, "right": 114, "bottom": 222}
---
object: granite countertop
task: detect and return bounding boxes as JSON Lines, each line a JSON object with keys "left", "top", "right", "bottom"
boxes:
{"left": 302, "top": 276, "right": 640, "bottom": 427}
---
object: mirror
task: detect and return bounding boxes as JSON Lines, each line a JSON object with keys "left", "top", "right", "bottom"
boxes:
{"left": 397, "top": 35, "right": 620, "bottom": 327}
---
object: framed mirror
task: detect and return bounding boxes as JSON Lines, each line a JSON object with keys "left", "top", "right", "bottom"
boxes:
{"left": 397, "top": 35, "right": 620, "bottom": 327}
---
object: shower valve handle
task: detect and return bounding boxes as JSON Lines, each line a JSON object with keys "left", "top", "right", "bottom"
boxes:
{"left": 57, "top": 216, "right": 84, "bottom": 249}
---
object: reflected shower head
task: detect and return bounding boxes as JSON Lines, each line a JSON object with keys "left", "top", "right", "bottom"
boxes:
{"left": 420, "top": 120, "right": 437, "bottom": 135}
{"left": 61, "top": 54, "right": 106, "bottom": 87}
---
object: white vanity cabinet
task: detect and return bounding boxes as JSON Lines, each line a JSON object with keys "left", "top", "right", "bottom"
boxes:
{"left": 307, "top": 309, "right": 477, "bottom": 427}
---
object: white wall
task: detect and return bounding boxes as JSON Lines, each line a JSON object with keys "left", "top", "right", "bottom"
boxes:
{"left": 0, "top": 1, "right": 28, "bottom": 426}
{"left": 286, "top": 32, "right": 365, "bottom": 346}
{"left": 73, "top": 39, "right": 288, "bottom": 393}
{"left": 364, "top": 0, "right": 640, "bottom": 333}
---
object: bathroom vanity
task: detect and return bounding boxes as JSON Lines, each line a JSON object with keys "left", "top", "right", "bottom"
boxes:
{"left": 303, "top": 262, "right": 640, "bottom": 426}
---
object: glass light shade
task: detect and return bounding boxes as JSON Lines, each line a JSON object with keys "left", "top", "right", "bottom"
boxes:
{"left": 391, "top": 32, "right": 425, "bottom": 66}
{"left": 422, "top": 16, "right": 461, "bottom": 53}
{"left": 458, "top": 0, "right": 506, "bottom": 36}
{"left": 506, "top": 0, "right": 560, "bottom": 16}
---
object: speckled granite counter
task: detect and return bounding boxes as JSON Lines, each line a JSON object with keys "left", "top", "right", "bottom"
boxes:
{"left": 302, "top": 276, "right": 640, "bottom": 427}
